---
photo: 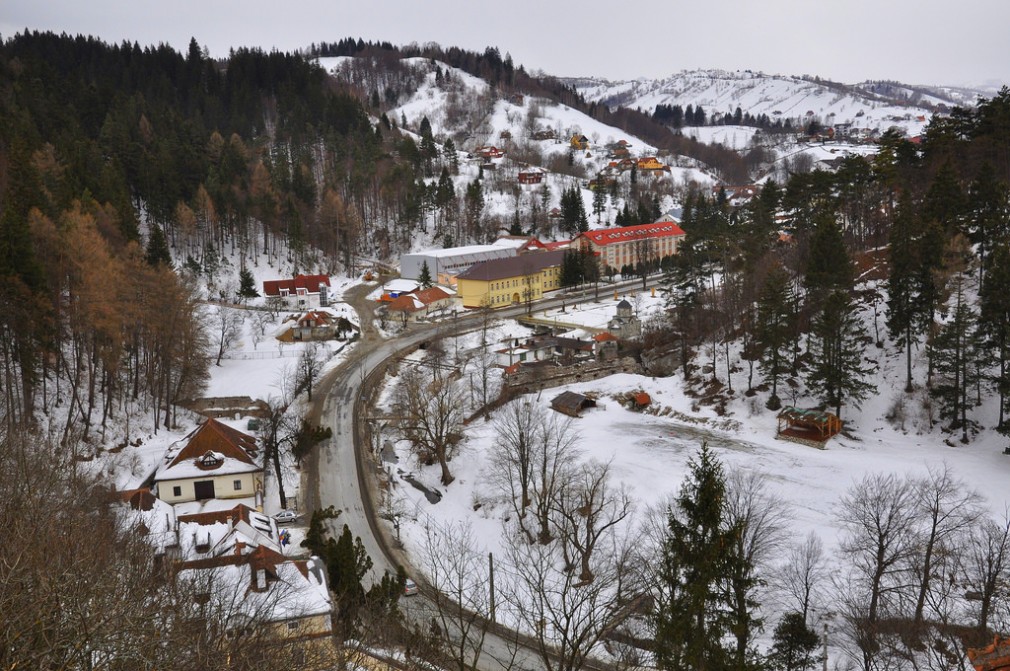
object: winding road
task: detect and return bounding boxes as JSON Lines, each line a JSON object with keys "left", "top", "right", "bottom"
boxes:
{"left": 302, "top": 277, "right": 662, "bottom": 670}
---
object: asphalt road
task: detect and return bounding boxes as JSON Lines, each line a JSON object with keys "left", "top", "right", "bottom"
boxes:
{"left": 303, "top": 276, "right": 662, "bottom": 670}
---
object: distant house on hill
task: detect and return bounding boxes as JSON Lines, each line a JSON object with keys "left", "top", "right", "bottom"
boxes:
{"left": 570, "top": 134, "right": 590, "bottom": 151}
{"left": 518, "top": 167, "right": 546, "bottom": 185}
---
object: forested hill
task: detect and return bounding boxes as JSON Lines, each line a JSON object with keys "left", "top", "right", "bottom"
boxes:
{"left": 0, "top": 31, "right": 383, "bottom": 434}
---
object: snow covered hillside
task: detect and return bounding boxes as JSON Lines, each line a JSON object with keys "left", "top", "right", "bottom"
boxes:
{"left": 567, "top": 69, "right": 977, "bottom": 136}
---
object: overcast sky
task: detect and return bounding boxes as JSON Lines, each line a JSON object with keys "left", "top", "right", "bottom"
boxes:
{"left": 4, "top": 0, "right": 1009, "bottom": 88}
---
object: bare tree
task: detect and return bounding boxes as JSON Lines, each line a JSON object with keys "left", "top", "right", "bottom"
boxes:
{"left": 724, "top": 469, "right": 790, "bottom": 665}
{"left": 213, "top": 306, "right": 245, "bottom": 366}
{"left": 963, "top": 512, "right": 1010, "bottom": 636}
{"left": 907, "top": 465, "right": 984, "bottom": 624}
{"left": 421, "top": 520, "right": 493, "bottom": 671}
{"left": 492, "top": 398, "right": 539, "bottom": 520}
{"left": 297, "top": 342, "right": 325, "bottom": 401}
{"left": 836, "top": 473, "right": 918, "bottom": 671}
{"left": 530, "top": 410, "right": 579, "bottom": 544}
{"left": 776, "top": 532, "right": 829, "bottom": 625}
{"left": 553, "top": 459, "right": 632, "bottom": 584}
{"left": 501, "top": 520, "right": 630, "bottom": 671}
{"left": 394, "top": 361, "right": 466, "bottom": 485}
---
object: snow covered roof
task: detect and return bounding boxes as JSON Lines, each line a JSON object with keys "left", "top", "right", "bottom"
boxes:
{"left": 156, "top": 419, "right": 261, "bottom": 482}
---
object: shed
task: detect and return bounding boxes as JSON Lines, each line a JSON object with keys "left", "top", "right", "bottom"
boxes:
{"left": 551, "top": 391, "right": 597, "bottom": 418}
{"left": 775, "top": 407, "right": 842, "bottom": 447}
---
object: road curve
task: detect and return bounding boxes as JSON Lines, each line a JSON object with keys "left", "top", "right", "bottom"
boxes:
{"left": 304, "top": 278, "right": 660, "bottom": 670}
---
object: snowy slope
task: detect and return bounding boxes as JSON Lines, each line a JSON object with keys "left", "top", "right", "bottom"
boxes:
{"left": 568, "top": 69, "right": 960, "bottom": 136}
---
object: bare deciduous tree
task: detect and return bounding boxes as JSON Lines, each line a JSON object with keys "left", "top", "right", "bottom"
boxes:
{"left": 776, "top": 532, "right": 829, "bottom": 624}
{"left": 421, "top": 520, "right": 493, "bottom": 671}
{"left": 553, "top": 459, "right": 632, "bottom": 584}
{"left": 394, "top": 361, "right": 466, "bottom": 485}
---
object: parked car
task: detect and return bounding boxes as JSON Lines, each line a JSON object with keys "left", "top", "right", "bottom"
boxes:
{"left": 273, "top": 509, "right": 301, "bottom": 525}
{"left": 403, "top": 578, "right": 419, "bottom": 596}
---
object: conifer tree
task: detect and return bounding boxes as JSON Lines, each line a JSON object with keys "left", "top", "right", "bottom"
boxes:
{"left": 418, "top": 260, "right": 433, "bottom": 289}
{"left": 145, "top": 224, "right": 172, "bottom": 267}
{"left": 805, "top": 290, "right": 874, "bottom": 418}
{"left": 886, "top": 192, "right": 923, "bottom": 392}
{"left": 237, "top": 267, "right": 258, "bottom": 297}
{"left": 930, "top": 277, "right": 980, "bottom": 442}
{"left": 979, "top": 242, "right": 1010, "bottom": 436}
{"left": 757, "top": 263, "right": 796, "bottom": 410}
{"left": 654, "top": 445, "right": 743, "bottom": 671}
{"left": 804, "top": 212, "right": 851, "bottom": 310}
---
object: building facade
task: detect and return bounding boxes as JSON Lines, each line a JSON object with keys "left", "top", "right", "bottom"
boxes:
{"left": 456, "top": 250, "right": 566, "bottom": 308}
{"left": 400, "top": 245, "right": 516, "bottom": 283}
{"left": 575, "top": 221, "right": 686, "bottom": 272}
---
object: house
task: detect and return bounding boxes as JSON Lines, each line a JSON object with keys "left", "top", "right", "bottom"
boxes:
{"left": 550, "top": 391, "right": 597, "bottom": 417}
{"left": 588, "top": 176, "right": 617, "bottom": 191}
{"left": 575, "top": 221, "right": 686, "bottom": 273}
{"left": 262, "top": 274, "right": 331, "bottom": 308}
{"left": 455, "top": 250, "right": 566, "bottom": 308}
{"left": 636, "top": 156, "right": 667, "bottom": 173}
{"left": 508, "top": 93, "right": 525, "bottom": 106}
{"left": 277, "top": 310, "right": 335, "bottom": 342}
{"left": 177, "top": 544, "right": 334, "bottom": 644}
{"left": 473, "top": 145, "right": 505, "bottom": 160}
{"left": 499, "top": 129, "right": 513, "bottom": 142}
{"left": 495, "top": 337, "right": 555, "bottom": 367}
{"left": 570, "top": 134, "right": 590, "bottom": 151}
{"left": 383, "top": 286, "right": 456, "bottom": 323}
{"left": 533, "top": 128, "right": 557, "bottom": 141}
{"left": 518, "top": 167, "right": 546, "bottom": 185}
{"left": 154, "top": 419, "right": 264, "bottom": 508}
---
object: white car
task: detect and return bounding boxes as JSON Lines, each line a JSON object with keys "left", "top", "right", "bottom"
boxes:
{"left": 403, "top": 578, "right": 419, "bottom": 596}
{"left": 273, "top": 509, "right": 301, "bottom": 525}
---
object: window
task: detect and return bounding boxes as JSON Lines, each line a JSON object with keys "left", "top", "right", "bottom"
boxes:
{"left": 233, "top": 479, "right": 242, "bottom": 491}
{"left": 173, "top": 486, "right": 182, "bottom": 497}
{"left": 287, "top": 621, "right": 300, "bottom": 631}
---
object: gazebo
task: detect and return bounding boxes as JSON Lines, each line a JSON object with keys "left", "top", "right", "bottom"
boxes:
{"left": 775, "top": 407, "right": 842, "bottom": 447}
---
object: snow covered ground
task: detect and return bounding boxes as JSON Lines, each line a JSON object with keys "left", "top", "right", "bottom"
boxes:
{"left": 377, "top": 280, "right": 1010, "bottom": 638}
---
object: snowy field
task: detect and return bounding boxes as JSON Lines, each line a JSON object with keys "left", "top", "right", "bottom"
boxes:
{"left": 378, "top": 284, "right": 1010, "bottom": 635}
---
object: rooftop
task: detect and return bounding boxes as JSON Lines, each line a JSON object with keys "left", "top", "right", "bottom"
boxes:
{"left": 457, "top": 249, "right": 567, "bottom": 282}
{"left": 579, "top": 222, "right": 686, "bottom": 247}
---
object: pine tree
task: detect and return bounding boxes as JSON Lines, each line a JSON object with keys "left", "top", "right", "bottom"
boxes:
{"left": 979, "top": 242, "right": 1010, "bottom": 437}
{"left": 805, "top": 290, "right": 874, "bottom": 418}
{"left": 145, "top": 224, "right": 172, "bottom": 267}
{"left": 767, "top": 613, "right": 821, "bottom": 671}
{"left": 930, "top": 276, "right": 980, "bottom": 442}
{"left": 418, "top": 260, "right": 433, "bottom": 288}
{"left": 757, "top": 263, "right": 796, "bottom": 410}
{"left": 886, "top": 192, "right": 923, "bottom": 392}
{"left": 237, "top": 267, "right": 258, "bottom": 298}
{"left": 654, "top": 444, "right": 742, "bottom": 671}
{"left": 592, "top": 183, "right": 607, "bottom": 224}
{"left": 804, "top": 212, "right": 851, "bottom": 310}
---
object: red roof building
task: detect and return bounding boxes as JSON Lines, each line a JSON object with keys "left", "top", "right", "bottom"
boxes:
{"left": 262, "top": 274, "right": 330, "bottom": 298}
{"left": 576, "top": 222, "right": 686, "bottom": 271}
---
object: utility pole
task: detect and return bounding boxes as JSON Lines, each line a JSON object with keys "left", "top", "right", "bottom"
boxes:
{"left": 822, "top": 621, "right": 828, "bottom": 671}
{"left": 489, "top": 551, "right": 496, "bottom": 623}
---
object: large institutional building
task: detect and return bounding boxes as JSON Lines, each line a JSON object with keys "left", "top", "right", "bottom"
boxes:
{"left": 455, "top": 250, "right": 567, "bottom": 308}
{"left": 575, "top": 221, "right": 686, "bottom": 271}
{"left": 400, "top": 244, "right": 516, "bottom": 283}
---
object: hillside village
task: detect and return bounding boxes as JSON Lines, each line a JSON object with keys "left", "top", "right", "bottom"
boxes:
{"left": 4, "top": 30, "right": 1010, "bottom": 671}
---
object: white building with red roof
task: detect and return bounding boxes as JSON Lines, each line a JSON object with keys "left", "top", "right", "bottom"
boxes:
{"left": 575, "top": 221, "right": 686, "bottom": 271}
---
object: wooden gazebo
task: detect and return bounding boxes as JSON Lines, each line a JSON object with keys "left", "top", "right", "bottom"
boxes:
{"left": 775, "top": 407, "right": 842, "bottom": 447}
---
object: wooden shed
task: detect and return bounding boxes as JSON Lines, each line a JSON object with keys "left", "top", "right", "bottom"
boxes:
{"left": 551, "top": 391, "right": 597, "bottom": 418}
{"left": 775, "top": 407, "right": 842, "bottom": 447}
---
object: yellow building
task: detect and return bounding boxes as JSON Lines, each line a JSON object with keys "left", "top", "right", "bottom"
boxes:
{"left": 456, "top": 250, "right": 566, "bottom": 308}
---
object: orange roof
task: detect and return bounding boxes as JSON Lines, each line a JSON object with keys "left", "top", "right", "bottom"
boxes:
{"left": 177, "top": 503, "right": 263, "bottom": 527}
{"left": 633, "top": 392, "right": 652, "bottom": 406}
{"left": 594, "top": 332, "right": 619, "bottom": 342}
{"left": 579, "top": 221, "right": 686, "bottom": 248}
{"left": 168, "top": 418, "right": 258, "bottom": 469}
